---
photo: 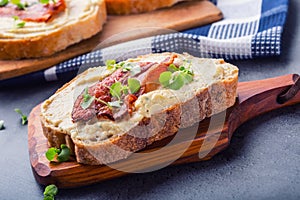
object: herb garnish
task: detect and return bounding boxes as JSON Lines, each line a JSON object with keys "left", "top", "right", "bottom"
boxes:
{"left": 159, "top": 61, "right": 194, "bottom": 90}
{"left": 122, "top": 63, "right": 141, "bottom": 76}
{"left": 45, "top": 144, "right": 71, "bottom": 162}
{"left": 40, "top": 0, "right": 57, "bottom": 4}
{"left": 43, "top": 184, "right": 58, "bottom": 200}
{"left": 0, "top": 120, "right": 4, "bottom": 130}
{"left": 14, "top": 108, "right": 28, "bottom": 125}
{"left": 110, "top": 78, "right": 141, "bottom": 97}
{"left": 105, "top": 59, "right": 122, "bottom": 71}
{"left": 107, "top": 78, "right": 141, "bottom": 108}
{"left": 0, "top": 0, "right": 8, "bottom": 6}
{"left": 80, "top": 87, "right": 95, "bottom": 109}
{"left": 11, "top": 0, "right": 26, "bottom": 9}
{"left": 105, "top": 60, "right": 141, "bottom": 77}
{"left": 128, "top": 78, "right": 141, "bottom": 94}
{"left": 12, "top": 16, "right": 26, "bottom": 28}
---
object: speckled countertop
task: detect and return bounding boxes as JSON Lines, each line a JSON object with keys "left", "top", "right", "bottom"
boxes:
{"left": 0, "top": 0, "right": 299, "bottom": 199}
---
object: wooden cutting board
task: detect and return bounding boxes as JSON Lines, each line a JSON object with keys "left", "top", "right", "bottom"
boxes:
{"left": 0, "top": 1, "right": 222, "bottom": 81}
{"left": 28, "top": 74, "right": 300, "bottom": 188}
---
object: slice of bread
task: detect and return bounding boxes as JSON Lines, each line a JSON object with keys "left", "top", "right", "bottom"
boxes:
{"left": 0, "top": 0, "right": 107, "bottom": 59}
{"left": 40, "top": 52, "right": 239, "bottom": 165}
{"left": 105, "top": 0, "right": 192, "bottom": 15}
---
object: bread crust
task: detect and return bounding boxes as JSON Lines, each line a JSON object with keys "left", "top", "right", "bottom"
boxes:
{"left": 0, "top": 0, "right": 107, "bottom": 59}
{"left": 74, "top": 77, "right": 238, "bottom": 165}
{"left": 105, "top": 0, "right": 192, "bottom": 15}
{"left": 40, "top": 53, "right": 239, "bottom": 165}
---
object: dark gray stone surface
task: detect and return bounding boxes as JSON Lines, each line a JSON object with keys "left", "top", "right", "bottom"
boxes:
{"left": 0, "top": 0, "right": 299, "bottom": 199}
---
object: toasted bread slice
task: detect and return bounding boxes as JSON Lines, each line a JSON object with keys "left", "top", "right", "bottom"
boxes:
{"left": 0, "top": 0, "right": 107, "bottom": 59}
{"left": 105, "top": 0, "right": 193, "bottom": 15}
{"left": 40, "top": 52, "right": 239, "bottom": 165}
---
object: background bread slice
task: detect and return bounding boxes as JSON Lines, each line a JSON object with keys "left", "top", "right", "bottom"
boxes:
{"left": 0, "top": 0, "right": 107, "bottom": 59}
{"left": 40, "top": 53, "right": 239, "bottom": 165}
{"left": 105, "top": 0, "right": 193, "bottom": 15}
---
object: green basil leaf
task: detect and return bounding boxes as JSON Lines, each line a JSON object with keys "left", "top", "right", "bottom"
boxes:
{"left": 168, "top": 64, "right": 178, "bottom": 72}
{"left": 0, "top": 0, "right": 9, "bottom": 6}
{"left": 110, "top": 82, "right": 122, "bottom": 98}
{"left": 43, "top": 184, "right": 58, "bottom": 199}
{"left": 12, "top": 16, "right": 19, "bottom": 21}
{"left": 168, "top": 73, "right": 184, "bottom": 90}
{"left": 182, "top": 72, "right": 193, "bottom": 84}
{"left": 14, "top": 108, "right": 28, "bottom": 125}
{"left": 159, "top": 71, "right": 172, "bottom": 87}
{"left": 105, "top": 59, "right": 116, "bottom": 70}
{"left": 45, "top": 147, "right": 59, "bottom": 161}
{"left": 40, "top": 0, "right": 50, "bottom": 4}
{"left": 11, "top": 0, "right": 20, "bottom": 4}
{"left": 81, "top": 87, "right": 95, "bottom": 109}
{"left": 57, "top": 144, "right": 71, "bottom": 162}
{"left": 128, "top": 78, "right": 141, "bottom": 94}
{"left": 16, "top": 21, "right": 25, "bottom": 28}
{"left": 108, "top": 101, "right": 122, "bottom": 108}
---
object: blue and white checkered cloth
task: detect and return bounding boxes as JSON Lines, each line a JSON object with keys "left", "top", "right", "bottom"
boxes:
{"left": 1, "top": 0, "right": 289, "bottom": 85}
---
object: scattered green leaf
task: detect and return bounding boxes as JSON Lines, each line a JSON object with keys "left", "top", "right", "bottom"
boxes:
{"left": 123, "top": 63, "right": 141, "bottom": 76}
{"left": 12, "top": 15, "right": 19, "bottom": 21}
{"left": 16, "top": 21, "right": 26, "bottom": 28}
{"left": 0, "top": 0, "right": 9, "bottom": 6}
{"left": 110, "top": 82, "right": 122, "bottom": 99}
{"left": 105, "top": 59, "right": 117, "bottom": 70}
{"left": 40, "top": 0, "right": 50, "bottom": 4}
{"left": 81, "top": 87, "right": 95, "bottom": 110}
{"left": 45, "top": 144, "right": 70, "bottom": 162}
{"left": 128, "top": 78, "right": 141, "bottom": 94}
{"left": 0, "top": 120, "right": 4, "bottom": 130}
{"left": 43, "top": 184, "right": 58, "bottom": 200}
{"left": 12, "top": 16, "right": 26, "bottom": 28}
{"left": 57, "top": 144, "right": 71, "bottom": 162}
{"left": 11, "top": 0, "right": 26, "bottom": 9}
{"left": 45, "top": 147, "right": 60, "bottom": 161}
{"left": 14, "top": 108, "right": 27, "bottom": 125}
{"left": 159, "top": 62, "right": 194, "bottom": 90}
{"left": 168, "top": 72, "right": 185, "bottom": 90}
{"left": 159, "top": 71, "right": 172, "bottom": 88}
{"left": 167, "top": 64, "right": 178, "bottom": 73}
{"left": 108, "top": 101, "right": 122, "bottom": 108}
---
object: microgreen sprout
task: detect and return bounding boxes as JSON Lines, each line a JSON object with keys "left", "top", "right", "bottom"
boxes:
{"left": 45, "top": 144, "right": 71, "bottom": 162}
{"left": 43, "top": 184, "right": 58, "bottom": 200}
{"left": 122, "top": 63, "right": 141, "bottom": 76}
{"left": 105, "top": 59, "right": 122, "bottom": 71}
{"left": 110, "top": 78, "right": 141, "bottom": 99}
{"left": 128, "top": 78, "right": 141, "bottom": 94}
{"left": 0, "top": 0, "right": 9, "bottom": 6}
{"left": 11, "top": 0, "right": 26, "bottom": 9}
{"left": 159, "top": 61, "right": 194, "bottom": 90}
{"left": 94, "top": 79, "right": 141, "bottom": 109}
{"left": 80, "top": 87, "right": 95, "bottom": 110}
{"left": 12, "top": 16, "right": 26, "bottom": 28}
{"left": 14, "top": 108, "right": 28, "bottom": 125}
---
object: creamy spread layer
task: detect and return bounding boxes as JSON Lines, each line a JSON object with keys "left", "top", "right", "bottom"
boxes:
{"left": 0, "top": 0, "right": 101, "bottom": 39}
{"left": 41, "top": 53, "right": 239, "bottom": 145}
{"left": 0, "top": 0, "right": 66, "bottom": 22}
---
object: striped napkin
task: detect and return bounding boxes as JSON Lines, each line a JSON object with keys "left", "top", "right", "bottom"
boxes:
{"left": 1, "top": 0, "right": 289, "bottom": 85}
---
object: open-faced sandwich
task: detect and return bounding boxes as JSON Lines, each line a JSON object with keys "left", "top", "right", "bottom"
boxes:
{"left": 0, "top": 0, "right": 107, "bottom": 59}
{"left": 41, "top": 52, "right": 239, "bottom": 165}
{"left": 105, "top": 0, "right": 193, "bottom": 15}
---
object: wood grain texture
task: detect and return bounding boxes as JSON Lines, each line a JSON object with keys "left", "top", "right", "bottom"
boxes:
{"left": 28, "top": 74, "right": 300, "bottom": 188}
{"left": 0, "top": 1, "right": 222, "bottom": 80}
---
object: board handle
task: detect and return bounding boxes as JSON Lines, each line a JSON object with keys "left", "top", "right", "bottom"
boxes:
{"left": 228, "top": 74, "right": 300, "bottom": 139}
